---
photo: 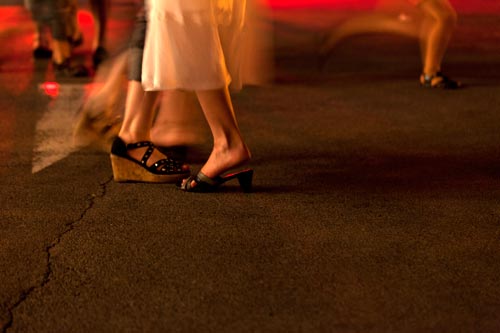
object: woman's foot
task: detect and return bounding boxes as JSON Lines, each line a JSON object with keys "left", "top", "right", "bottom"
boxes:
{"left": 420, "top": 72, "right": 462, "bottom": 89}
{"left": 181, "top": 142, "right": 251, "bottom": 190}
{"left": 118, "top": 134, "right": 189, "bottom": 170}
{"left": 180, "top": 169, "right": 254, "bottom": 193}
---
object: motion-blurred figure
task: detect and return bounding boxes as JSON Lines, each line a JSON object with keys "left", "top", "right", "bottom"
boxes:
{"left": 26, "top": 0, "right": 110, "bottom": 72}
{"left": 25, "top": 0, "right": 89, "bottom": 76}
{"left": 320, "top": 0, "right": 461, "bottom": 89}
{"left": 63, "top": 0, "right": 110, "bottom": 67}
{"left": 73, "top": 51, "right": 127, "bottom": 151}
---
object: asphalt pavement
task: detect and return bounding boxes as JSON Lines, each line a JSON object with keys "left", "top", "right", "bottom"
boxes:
{"left": 1, "top": 4, "right": 500, "bottom": 333}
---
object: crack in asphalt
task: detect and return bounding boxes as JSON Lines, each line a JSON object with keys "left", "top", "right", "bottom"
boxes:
{"left": 2, "top": 176, "right": 114, "bottom": 333}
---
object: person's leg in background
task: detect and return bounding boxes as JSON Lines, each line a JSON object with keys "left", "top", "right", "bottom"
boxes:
{"left": 49, "top": 0, "right": 88, "bottom": 76}
{"left": 89, "top": 0, "right": 111, "bottom": 68}
{"left": 418, "top": 0, "right": 460, "bottom": 88}
{"left": 66, "top": 0, "right": 84, "bottom": 48}
{"left": 26, "top": 0, "right": 53, "bottom": 58}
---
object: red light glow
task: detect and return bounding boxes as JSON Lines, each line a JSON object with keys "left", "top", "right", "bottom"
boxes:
{"left": 268, "top": 0, "right": 375, "bottom": 9}
{"left": 266, "top": 0, "right": 500, "bottom": 12}
{"left": 41, "top": 82, "right": 60, "bottom": 98}
{"left": 77, "top": 10, "right": 94, "bottom": 27}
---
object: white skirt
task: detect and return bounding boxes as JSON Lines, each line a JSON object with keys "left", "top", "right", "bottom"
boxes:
{"left": 142, "top": 0, "right": 248, "bottom": 91}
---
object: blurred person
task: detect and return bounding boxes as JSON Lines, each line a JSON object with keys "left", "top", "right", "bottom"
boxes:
{"left": 320, "top": 0, "right": 461, "bottom": 89}
{"left": 25, "top": 0, "right": 88, "bottom": 76}
{"left": 26, "top": 0, "right": 109, "bottom": 69}
{"left": 73, "top": 50, "right": 127, "bottom": 151}
{"left": 25, "top": 0, "right": 83, "bottom": 57}
{"left": 61, "top": 0, "right": 110, "bottom": 67}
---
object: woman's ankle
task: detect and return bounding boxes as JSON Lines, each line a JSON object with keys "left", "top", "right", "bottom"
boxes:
{"left": 198, "top": 141, "right": 250, "bottom": 177}
{"left": 117, "top": 131, "right": 151, "bottom": 144}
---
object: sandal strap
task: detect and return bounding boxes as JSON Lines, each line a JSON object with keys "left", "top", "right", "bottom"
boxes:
{"left": 127, "top": 141, "right": 186, "bottom": 173}
{"left": 196, "top": 172, "right": 221, "bottom": 186}
{"left": 153, "top": 158, "right": 184, "bottom": 173}
{"left": 180, "top": 173, "right": 219, "bottom": 192}
{"left": 124, "top": 141, "right": 154, "bottom": 165}
{"left": 125, "top": 141, "right": 154, "bottom": 149}
{"left": 111, "top": 137, "right": 187, "bottom": 175}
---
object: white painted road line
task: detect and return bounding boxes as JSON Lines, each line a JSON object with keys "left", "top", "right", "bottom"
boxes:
{"left": 32, "top": 83, "right": 86, "bottom": 174}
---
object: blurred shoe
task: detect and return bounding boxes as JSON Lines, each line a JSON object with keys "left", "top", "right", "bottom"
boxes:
{"left": 68, "top": 34, "right": 84, "bottom": 48}
{"left": 420, "top": 72, "right": 462, "bottom": 89}
{"left": 93, "top": 46, "right": 109, "bottom": 68}
{"left": 33, "top": 46, "right": 52, "bottom": 59}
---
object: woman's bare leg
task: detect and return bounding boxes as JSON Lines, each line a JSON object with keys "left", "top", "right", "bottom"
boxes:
{"left": 150, "top": 90, "right": 208, "bottom": 148}
{"left": 118, "top": 86, "right": 168, "bottom": 166}
{"left": 67, "top": 0, "right": 83, "bottom": 44}
{"left": 189, "top": 87, "right": 251, "bottom": 181}
{"left": 51, "top": 39, "right": 71, "bottom": 64}
{"left": 119, "top": 83, "right": 155, "bottom": 141}
{"left": 419, "top": 0, "right": 457, "bottom": 75}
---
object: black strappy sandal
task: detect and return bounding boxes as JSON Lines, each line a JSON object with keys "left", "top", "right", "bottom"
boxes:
{"left": 420, "top": 72, "right": 462, "bottom": 89}
{"left": 110, "top": 137, "right": 189, "bottom": 183}
{"left": 179, "top": 169, "right": 254, "bottom": 193}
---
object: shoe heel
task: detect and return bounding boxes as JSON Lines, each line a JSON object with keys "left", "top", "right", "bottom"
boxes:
{"left": 237, "top": 169, "right": 253, "bottom": 193}
{"left": 110, "top": 154, "right": 142, "bottom": 182}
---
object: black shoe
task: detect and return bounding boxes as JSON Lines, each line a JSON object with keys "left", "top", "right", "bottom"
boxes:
{"left": 33, "top": 46, "right": 53, "bottom": 59}
{"left": 179, "top": 169, "right": 254, "bottom": 193}
{"left": 420, "top": 72, "right": 462, "bottom": 89}
{"left": 92, "top": 46, "right": 109, "bottom": 68}
{"left": 110, "top": 137, "right": 190, "bottom": 183}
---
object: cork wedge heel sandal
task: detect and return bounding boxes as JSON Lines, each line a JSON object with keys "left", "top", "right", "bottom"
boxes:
{"left": 110, "top": 137, "right": 189, "bottom": 183}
